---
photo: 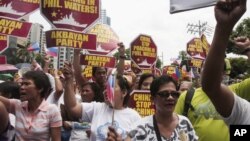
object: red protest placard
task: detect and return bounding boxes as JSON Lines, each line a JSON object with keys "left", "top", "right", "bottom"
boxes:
{"left": 129, "top": 90, "right": 155, "bottom": 117}
{"left": 46, "top": 29, "right": 96, "bottom": 50}
{"left": 201, "top": 34, "right": 210, "bottom": 57}
{"left": 0, "top": 0, "right": 39, "bottom": 19}
{"left": 80, "top": 54, "right": 116, "bottom": 68}
{"left": 0, "top": 34, "right": 8, "bottom": 53}
{"left": 187, "top": 37, "right": 206, "bottom": 60}
{"left": 188, "top": 58, "right": 204, "bottom": 68}
{"left": 87, "top": 24, "right": 119, "bottom": 55}
{"left": 0, "top": 17, "right": 32, "bottom": 38}
{"left": 0, "top": 55, "right": 6, "bottom": 64}
{"left": 41, "top": 0, "right": 100, "bottom": 32}
{"left": 131, "top": 34, "right": 157, "bottom": 69}
{"left": 162, "top": 65, "right": 176, "bottom": 76}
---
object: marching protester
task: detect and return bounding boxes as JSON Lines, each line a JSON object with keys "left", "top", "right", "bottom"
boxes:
{"left": 137, "top": 73, "right": 155, "bottom": 90}
{"left": 61, "top": 42, "right": 140, "bottom": 140}
{"left": 202, "top": 0, "right": 250, "bottom": 125}
{"left": 62, "top": 61, "right": 141, "bottom": 141}
{"left": 0, "top": 70, "right": 62, "bottom": 141}
{"left": 174, "top": 2, "right": 250, "bottom": 141}
{"left": 107, "top": 75, "right": 198, "bottom": 141}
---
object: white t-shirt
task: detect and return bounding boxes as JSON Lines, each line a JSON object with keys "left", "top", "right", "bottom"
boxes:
{"left": 128, "top": 115, "right": 198, "bottom": 141}
{"left": 81, "top": 102, "right": 141, "bottom": 141}
{"left": 223, "top": 94, "right": 250, "bottom": 125}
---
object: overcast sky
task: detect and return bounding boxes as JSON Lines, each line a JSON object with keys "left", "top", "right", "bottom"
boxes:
{"left": 30, "top": 0, "right": 250, "bottom": 65}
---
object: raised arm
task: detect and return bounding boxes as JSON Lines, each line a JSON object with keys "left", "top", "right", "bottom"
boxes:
{"left": 63, "top": 62, "right": 82, "bottom": 119}
{"left": 117, "top": 42, "right": 126, "bottom": 76}
{"left": 201, "top": 0, "right": 247, "bottom": 117}
{"left": 51, "top": 69, "right": 64, "bottom": 101}
{"left": 0, "top": 101, "right": 9, "bottom": 134}
{"left": 73, "top": 49, "right": 87, "bottom": 86}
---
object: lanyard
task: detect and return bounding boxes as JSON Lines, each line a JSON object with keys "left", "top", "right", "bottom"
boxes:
{"left": 153, "top": 115, "right": 163, "bottom": 141}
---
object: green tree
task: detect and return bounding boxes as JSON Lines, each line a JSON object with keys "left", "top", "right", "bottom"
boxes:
{"left": 227, "top": 18, "right": 250, "bottom": 54}
{"left": 16, "top": 42, "right": 35, "bottom": 63}
{"left": 229, "top": 57, "right": 250, "bottom": 79}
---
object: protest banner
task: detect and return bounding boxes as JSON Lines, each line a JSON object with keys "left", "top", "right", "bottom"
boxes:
{"left": 162, "top": 65, "right": 176, "bottom": 76}
{"left": 201, "top": 34, "right": 210, "bottom": 56}
{"left": 80, "top": 54, "right": 116, "bottom": 68}
{"left": 187, "top": 37, "right": 206, "bottom": 60}
{"left": 0, "top": 34, "right": 8, "bottom": 53}
{"left": 188, "top": 58, "right": 204, "bottom": 68}
{"left": 0, "top": 17, "right": 32, "bottom": 38}
{"left": 46, "top": 29, "right": 96, "bottom": 50}
{"left": 41, "top": 0, "right": 100, "bottom": 32}
{"left": 129, "top": 90, "right": 155, "bottom": 117}
{"left": 131, "top": 34, "right": 157, "bottom": 69}
{"left": 87, "top": 24, "right": 119, "bottom": 55}
{"left": 82, "top": 66, "right": 93, "bottom": 81}
{"left": 0, "top": 0, "right": 39, "bottom": 19}
{"left": 170, "top": 0, "right": 217, "bottom": 14}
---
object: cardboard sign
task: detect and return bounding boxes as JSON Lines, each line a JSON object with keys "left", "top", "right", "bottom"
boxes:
{"left": 0, "top": 17, "right": 32, "bottom": 38}
{"left": 80, "top": 54, "right": 116, "bottom": 68}
{"left": 170, "top": 0, "right": 217, "bottom": 14}
{"left": 131, "top": 34, "right": 157, "bottom": 69}
{"left": 162, "top": 65, "right": 176, "bottom": 76}
{"left": 0, "top": 0, "right": 39, "bottom": 19}
{"left": 201, "top": 34, "right": 210, "bottom": 56}
{"left": 187, "top": 37, "right": 206, "bottom": 60}
{"left": 87, "top": 24, "right": 119, "bottom": 55}
{"left": 129, "top": 90, "right": 155, "bottom": 117}
{"left": 82, "top": 66, "right": 93, "bottom": 81}
{"left": 188, "top": 58, "right": 204, "bottom": 68}
{"left": 41, "top": 0, "right": 100, "bottom": 32}
{"left": 0, "top": 34, "right": 8, "bottom": 53}
{"left": 46, "top": 29, "right": 96, "bottom": 50}
{"left": 0, "top": 55, "right": 6, "bottom": 64}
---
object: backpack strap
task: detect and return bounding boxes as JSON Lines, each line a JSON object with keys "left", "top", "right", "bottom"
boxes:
{"left": 183, "top": 87, "right": 195, "bottom": 116}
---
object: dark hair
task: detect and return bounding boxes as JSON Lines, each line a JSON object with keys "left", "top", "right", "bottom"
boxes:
{"left": 138, "top": 73, "right": 155, "bottom": 90}
{"left": 0, "top": 81, "right": 20, "bottom": 99}
{"left": 150, "top": 75, "right": 178, "bottom": 97}
{"left": 92, "top": 67, "right": 107, "bottom": 76}
{"left": 23, "top": 71, "right": 52, "bottom": 98}
{"left": 116, "top": 75, "right": 131, "bottom": 107}
{"left": 81, "top": 82, "right": 104, "bottom": 102}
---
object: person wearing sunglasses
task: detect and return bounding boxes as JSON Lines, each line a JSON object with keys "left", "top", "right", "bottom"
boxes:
{"left": 107, "top": 75, "right": 198, "bottom": 141}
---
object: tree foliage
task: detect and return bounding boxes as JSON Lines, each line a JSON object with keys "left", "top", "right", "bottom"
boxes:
{"left": 228, "top": 57, "right": 250, "bottom": 79}
{"left": 227, "top": 18, "right": 250, "bottom": 54}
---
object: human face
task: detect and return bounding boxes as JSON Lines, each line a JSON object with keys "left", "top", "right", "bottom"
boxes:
{"left": 80, "top": 84, "right": 95, "bottom": 102}
{"left": 179, "top": 81, "right": 192, "bottom": 93}
{"left": 140, "top": 76, "right": 154, "bottom": 90}
{"left": 104, "top": 78, "right": 125, "bottom": 108}
{"left": 19, "top": 78, "right": 41, "bottom": 102}
{"left": 94, "top": 68, "right": 107, "bottom": 85}
{"left": 154, "top": 82, "right": 179, "bottom": 113}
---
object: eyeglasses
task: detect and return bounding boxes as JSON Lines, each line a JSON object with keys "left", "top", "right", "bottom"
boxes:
{"left": 156, "top": 91, "right": 180, "bottom": 99}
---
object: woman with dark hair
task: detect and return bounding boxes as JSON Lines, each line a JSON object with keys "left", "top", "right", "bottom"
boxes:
{"left": 79, "top": 82, "right": 104, "bottom": 103}
{"left": 63, "top": 62, "right": 141, "bottom": 141}
{"left": 0, "top": 70, "right": 62, "bottom": 141}
{"left": 107, "top": 75, "right": 198, "bottom": 141}
{"left": 138, "top": 73, "right": 155, "bottom": 90}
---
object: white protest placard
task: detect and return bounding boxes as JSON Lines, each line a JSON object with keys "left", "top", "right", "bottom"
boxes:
{"left": 170, "top": 0, "right": 217, "bottom": 14}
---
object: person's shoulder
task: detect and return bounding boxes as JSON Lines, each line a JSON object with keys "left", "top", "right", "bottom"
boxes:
{"left": 123, "top": 107, "right": 142, "bottom": 119}
{"left": 177, "top": 114, "right": 192, "bottom": 122}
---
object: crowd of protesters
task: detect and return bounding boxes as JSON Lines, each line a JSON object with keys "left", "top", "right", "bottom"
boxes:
{"left": 0, "top": 0, "right": 250, "bottom": 141}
